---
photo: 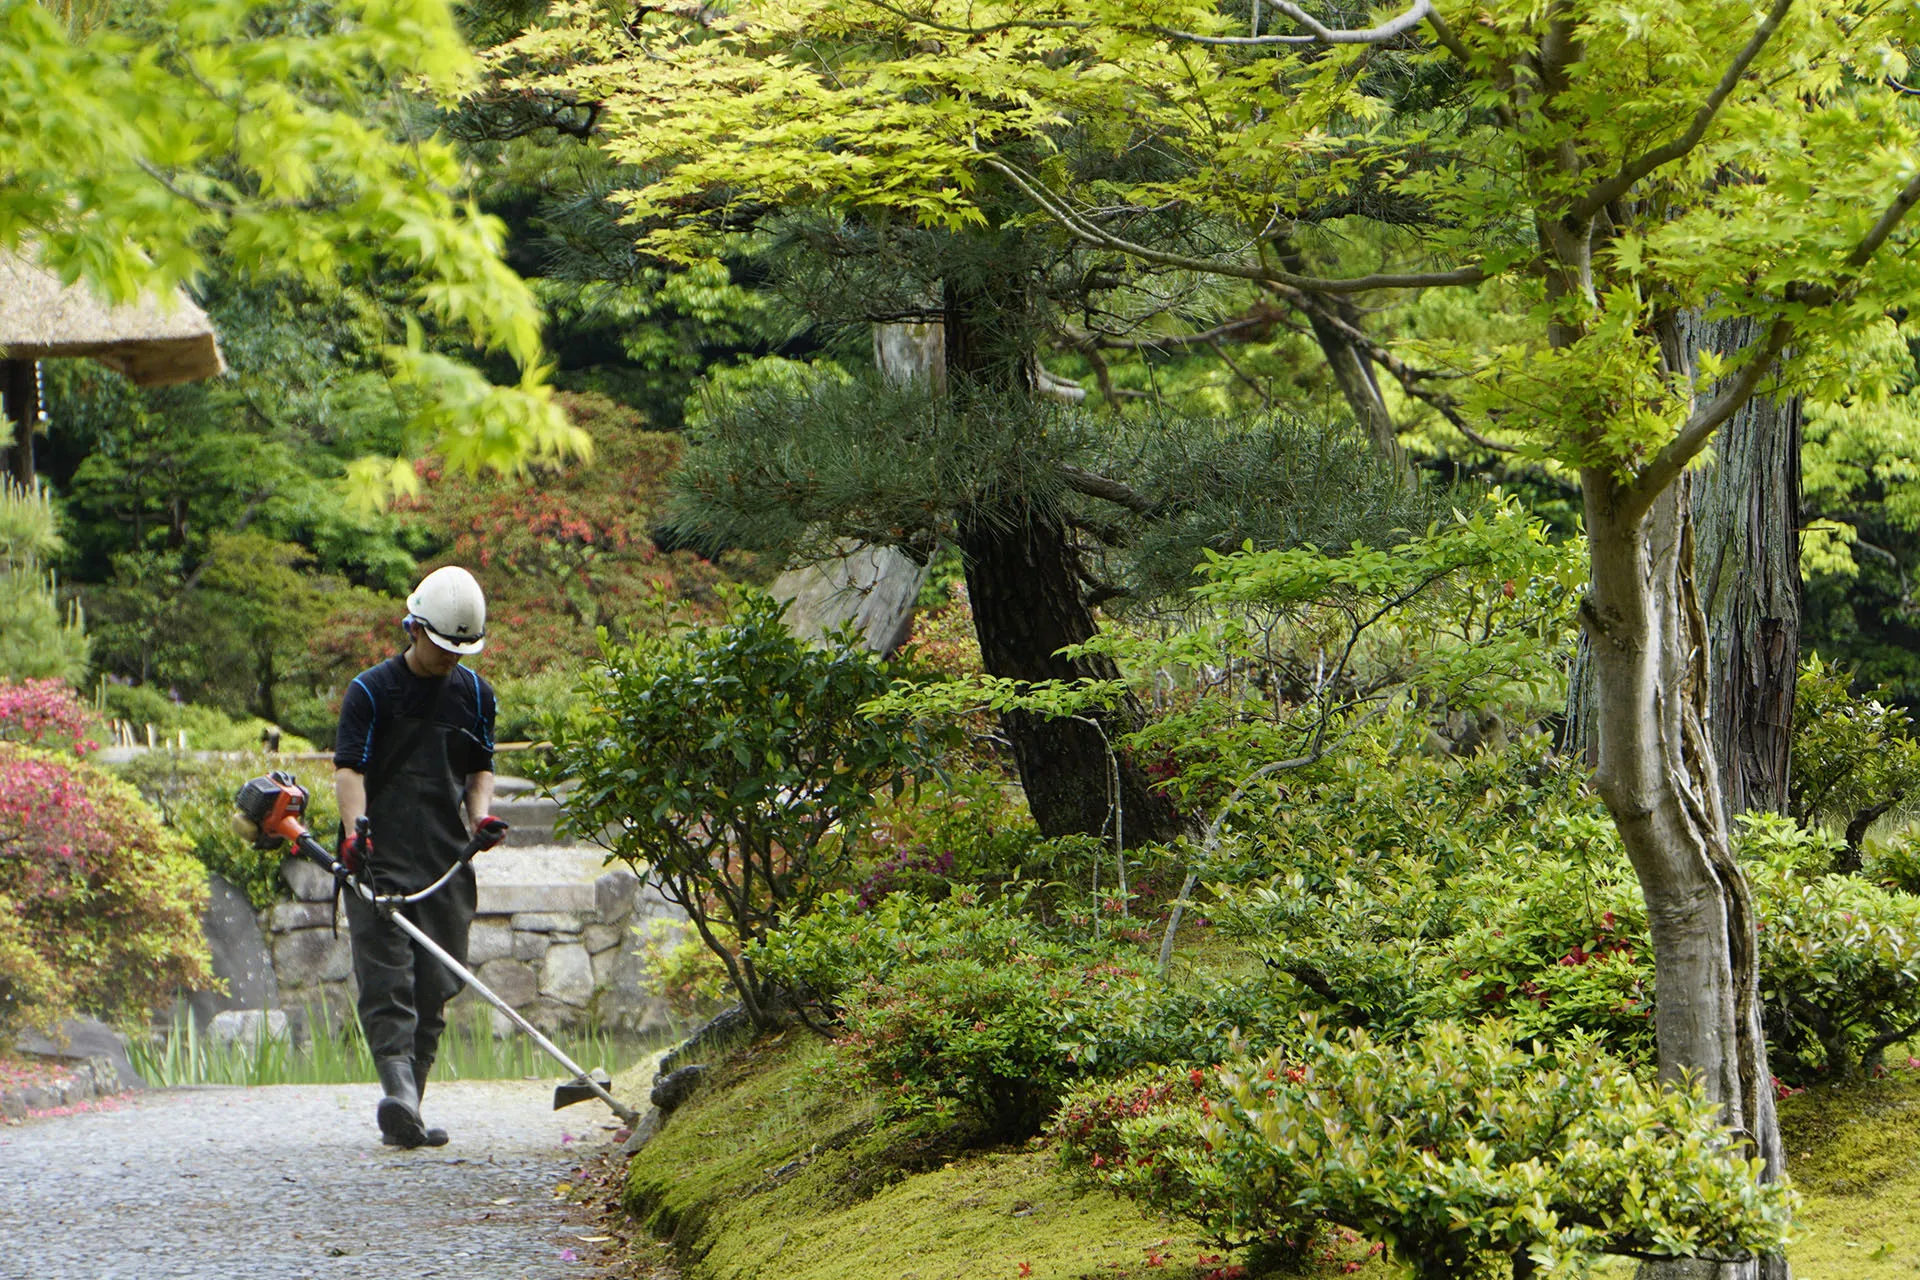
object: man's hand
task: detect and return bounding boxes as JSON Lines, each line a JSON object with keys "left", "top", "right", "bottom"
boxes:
{"left": 342, "top": 827, "right": 373, "bottom": 873}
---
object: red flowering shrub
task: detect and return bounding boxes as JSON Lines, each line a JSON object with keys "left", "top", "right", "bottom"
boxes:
{"left": 0, "top": 679, "right": 101, "bottom": 757}
{"left": 393, "top": 392, "right": 740, "bottom": 678}
{"left": 0, "top": 744, "right": 212, "bottom": 1036}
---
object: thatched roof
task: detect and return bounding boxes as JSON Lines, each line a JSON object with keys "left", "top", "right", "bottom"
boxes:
{"left": 0, "top": 253, "right": 224, "bottom": 386}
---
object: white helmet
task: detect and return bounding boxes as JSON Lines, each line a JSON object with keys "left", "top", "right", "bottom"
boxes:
{"left": 406, "top": 566, "right": 487, "bottom": 655}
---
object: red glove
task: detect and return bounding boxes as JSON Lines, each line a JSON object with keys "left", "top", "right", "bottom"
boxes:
{"left": 473, "top": 815, "right": 510, "bottom": 850}
{"left": 341, "top": 829, "right": 372, "bottom": 874}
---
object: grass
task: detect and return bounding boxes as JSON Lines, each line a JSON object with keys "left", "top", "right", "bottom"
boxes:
{"left": 128, "top": 1000, "right": 672, "bottom": 1088}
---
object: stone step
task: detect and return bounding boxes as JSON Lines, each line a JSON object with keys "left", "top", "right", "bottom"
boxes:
{"left": 490, "top": 795, "right": 560, "bottom": 846}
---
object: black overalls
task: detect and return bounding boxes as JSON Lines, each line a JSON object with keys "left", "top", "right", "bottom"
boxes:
{"left": 333, "top": 657, "right": 495, "bottom": 1074}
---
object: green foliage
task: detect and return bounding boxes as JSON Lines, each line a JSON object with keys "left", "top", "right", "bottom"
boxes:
{"left": 553, "top": 591, "right": 947, "bottom": 1021}
{"left": 1065, "top": 1020, "right": 1793, "bottom": 1280}
{"left": 627, "top": 919, "right": 733, "bottom": 1021}
{"left": 98, "top": 684, "right": 313, "bottom": 754}
{"left": 0, "top": 480, "right": 87, "bottom": 683}
{"left": 112, "top": 751, "right": 337, "bottom": 909}
{"left": 2, "top": 0, "right": 587, "bottom": 496}
{"left": 875, "top": 496, "right": 1582, "bottom": 819}
{"left": 1196, "top": 736, "right": 1657, "bottom": 1060}
{"left": 1745, "top": 815, "right": 1920, "bottom": 1084}
{"left": 757, "top": 888, "right": 1124, "bottom": 1139}
{"left": 0, "top": 743, "right": 212, "bottom": 1036}
{"left": 673, "top": 373, "right": 1415, "bottom": 605}
{"left": 756, "top": 887, "right": 1303, "bottom": 1139}
{"left": 1789, "top": 655, "right": 1920, "bottom": 861}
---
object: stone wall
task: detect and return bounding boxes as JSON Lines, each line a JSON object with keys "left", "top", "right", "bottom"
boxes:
{"left": 195, "top": 783, "right": 690, "bottom": 1042}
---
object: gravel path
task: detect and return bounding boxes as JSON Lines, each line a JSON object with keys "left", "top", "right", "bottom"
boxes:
{"left": 0, "top": 1080, "right": 618, "bottom": 1280}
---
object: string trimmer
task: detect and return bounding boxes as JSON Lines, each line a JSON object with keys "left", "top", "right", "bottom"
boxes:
{"left": 230, "top": 771, "right": 639, "bottom": 1126}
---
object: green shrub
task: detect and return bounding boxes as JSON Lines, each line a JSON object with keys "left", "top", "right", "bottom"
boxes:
{"left": 757, "top": 888, "right": 1300, "bottom": 1139}
{"left": 554, "top": 591, "right": 949, "bottom": 1026}
{"left": 112, "top": 751, "right": 339, "bottom": 908}
{"left": 1740, "top": 815, "right": 1920, "bottom": 1083}
{"left": 1061, "top": 1020, "right": 1794, "bottom": 1280}
{"left": 100, "top": 683, "right": 315, "bottom": 753}
{"left": 1790, "top": 655, "right": 1920, "bottom": 867}
{"left": 0, "top": 744, "right": 212, "bottom": 1036}
{"left": 759, "top": 889, "right": 1142, "bottom": 1139}
{"left": 629, "top": 918, "right": 733, "bottom": 1020}
{"left": 491, "top": 666, "right": 584, "bottom": 746}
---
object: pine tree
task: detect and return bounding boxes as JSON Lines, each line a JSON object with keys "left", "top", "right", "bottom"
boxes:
{"left": 0, "top": 480, "right": 87, "bottom": 683}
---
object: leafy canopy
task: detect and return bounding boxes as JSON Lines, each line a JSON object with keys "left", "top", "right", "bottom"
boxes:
{"left": 507, "top": 0, "right": 1920, "bottom": 485}
{"left": 0, "top": 0, "right": 589, "bottom": 496}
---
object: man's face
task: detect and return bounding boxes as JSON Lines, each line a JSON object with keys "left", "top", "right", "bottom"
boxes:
{"left": 408, "top": 625, "right": 465, "bottom": 676}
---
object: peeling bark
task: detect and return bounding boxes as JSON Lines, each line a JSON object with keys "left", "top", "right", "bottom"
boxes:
{"left": 1685, "top": 313, "right": 1803, "bottom": 819}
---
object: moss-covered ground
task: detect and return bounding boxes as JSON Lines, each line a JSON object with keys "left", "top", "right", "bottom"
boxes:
{"left": 1778, "top": 1073, "right": 1920, "bottom": 1278}
{"left": 619, "top": 1029, "right": 1920, "bottom": 1280}
{"left": 619, "top": 1031, "right": 1387, "bottom": 1280}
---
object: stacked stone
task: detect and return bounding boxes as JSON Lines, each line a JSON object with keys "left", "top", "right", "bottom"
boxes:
{"left": 0, "top": 1060, "right": 122, "bottom": 1120}
{"left": 267, "top": 860, "right": 357, "bottom": 1039}
{"left": 460, "top": 864, "right": 640, "bottom": 1034}
{"left": 191, "top": 783, "right": 686, "bottom": 1043}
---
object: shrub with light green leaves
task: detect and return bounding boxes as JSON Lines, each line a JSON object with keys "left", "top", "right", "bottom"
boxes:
{"left": 1742, "top": 815, "right": 1920, "bottom": 1083}
{"left": 1062, "top": 1021, "right": 1793, "bottom": 1280}
{"left": 554, "top": 591, "right": 950, "bottom": 1027}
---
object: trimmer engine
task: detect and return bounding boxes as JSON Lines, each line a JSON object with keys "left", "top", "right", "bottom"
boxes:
{"left": 231, "top": 772, "right": 312, "bottom": 849}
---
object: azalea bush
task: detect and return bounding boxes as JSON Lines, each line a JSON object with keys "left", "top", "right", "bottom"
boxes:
{"left": 0, "top": 679, "right": 101, "bottom": 756}
{"left": 1061, "top": 1021, "right": 1794, "bottom": 1280}
{"left": 0, "top": 744, "right": 211, "bottom": 1036}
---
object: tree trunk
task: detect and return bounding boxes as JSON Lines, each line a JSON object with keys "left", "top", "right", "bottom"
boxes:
{"left": 945, "top": 270, "right": 1188, "bottom": 848}
{"left": 957, "top": 504, "right": 1186, "bottom": 846}
{"left": 1685, "top": 314, "right": 1803, "bottom": 819}
{"left": 1583, "top": 474, "right": 1788, "bottom": 1280}
{"left": 3, "top": 359, "right": 38, "bottom": 490}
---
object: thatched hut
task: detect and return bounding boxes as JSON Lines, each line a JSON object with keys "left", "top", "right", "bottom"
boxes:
{"left": 0, "top": 252, "right": 225, "bottom": 487}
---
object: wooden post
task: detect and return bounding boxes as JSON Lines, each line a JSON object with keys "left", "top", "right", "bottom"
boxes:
{"left": 2, "top": 358, "right": 39, "bottom": 490}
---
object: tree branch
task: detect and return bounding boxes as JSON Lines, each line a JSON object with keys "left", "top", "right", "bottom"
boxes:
{"left": 980, "top": 157, "right": 1488, "bottom": 294}
{"left": 1566, "top": 0, "right": 1796, "bottom": 222}
{"left": 1847, "top": 169, "right": 1920, "bottom": 270}
{"left": 1058, "top": 463, "right": 1159, "bottom": 515}
{"left": 1154, "top": 0, "right": 1433, "bottom": 46}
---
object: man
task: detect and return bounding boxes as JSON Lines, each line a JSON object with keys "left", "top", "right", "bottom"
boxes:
{"left": 334, "top": 565, "right": 497, "bottom": 1149}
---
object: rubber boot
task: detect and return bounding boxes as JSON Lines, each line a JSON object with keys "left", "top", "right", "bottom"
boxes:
{"left": 375, "top": 1057, "right": 429, "bottom": 1149}
{"left": 411, "top": 1058, "right": 450, "bottom": 1148}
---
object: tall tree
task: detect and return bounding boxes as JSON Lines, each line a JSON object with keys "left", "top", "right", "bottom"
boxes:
{"left": 508, "top": 6, "right": 1920, "bottom": 1276}
{"left": 1688, "top": 317, "right": 1803, "bottom": 819}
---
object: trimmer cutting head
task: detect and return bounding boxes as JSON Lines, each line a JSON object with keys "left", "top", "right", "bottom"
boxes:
{"left": 554, "top": 1068, "right": 614, "bottom": 1112}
